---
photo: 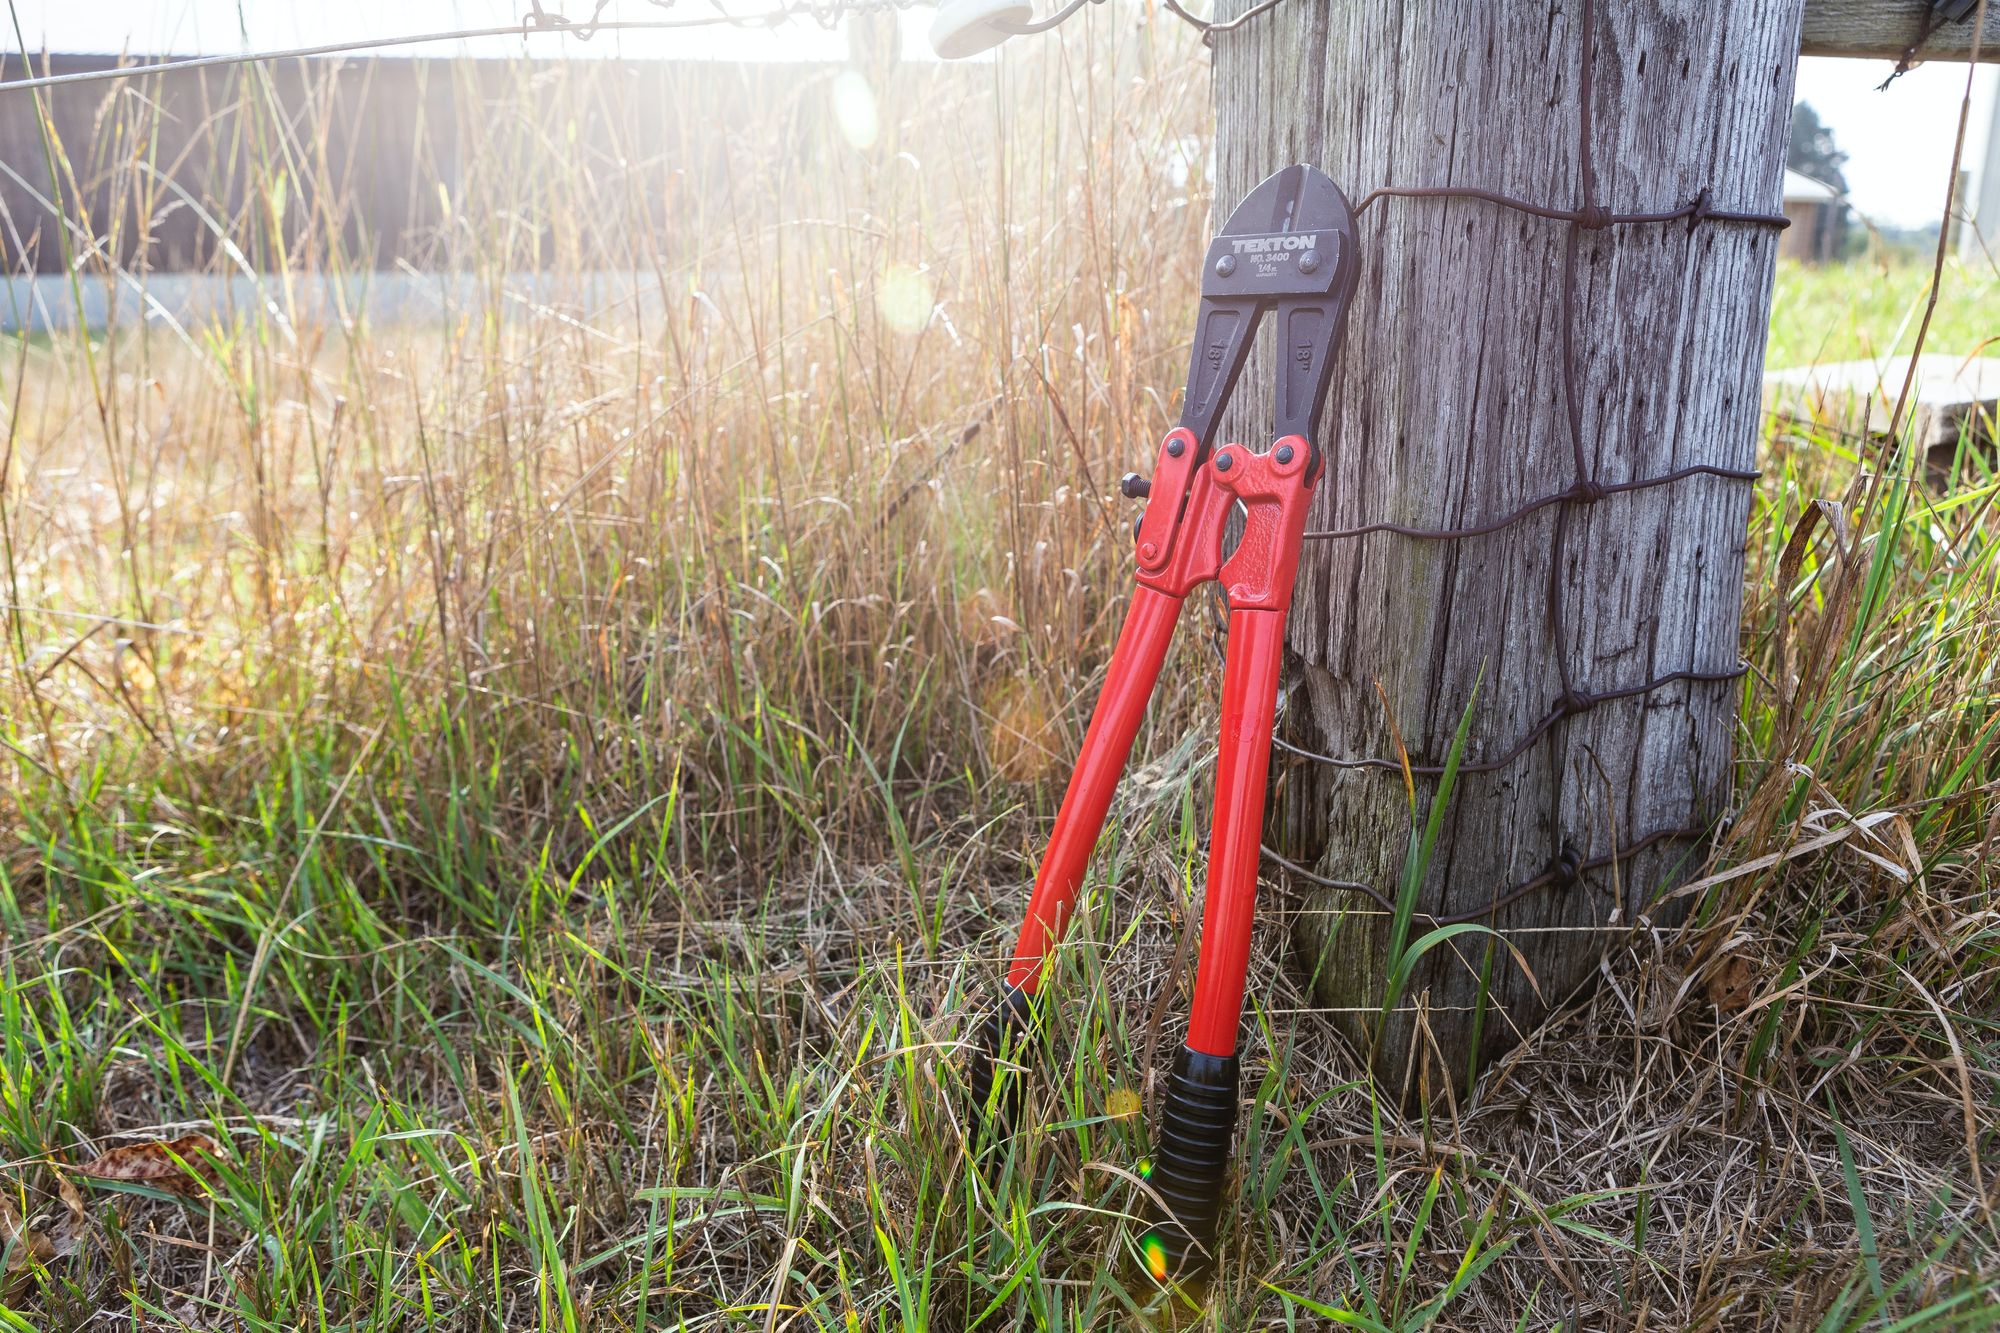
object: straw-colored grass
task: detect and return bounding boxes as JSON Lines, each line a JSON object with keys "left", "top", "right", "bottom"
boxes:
{"left": 1, "top": 19, "right": 1995, "bottom": 1330}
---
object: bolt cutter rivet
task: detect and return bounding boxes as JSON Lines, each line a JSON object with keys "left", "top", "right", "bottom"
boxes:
{"left": 1140, "top": 541, "right": 1157, "bottom": 560}
{"left": 1167, "top": 438, "right": 1185, "bottom": 458}
{"left": 1275, "top": 444, "right": 1294, "bottom": 464}
{"left": 1298, "top": 250, "right": 1320, "bottom": 274}
{"left": 1215, "top": 452, "right": 1233, "bottom": 472}
{"left": 1214, "top": 254, "right": 1236, "bottom": 278}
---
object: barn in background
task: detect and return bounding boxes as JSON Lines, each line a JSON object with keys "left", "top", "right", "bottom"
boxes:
{"left": 1780, "top": 168, "right": 1844, "bottom": 262}
{"left": 0, "top": 44, "right": 938, "bottom": 331}
{"left": 0, "top": 50, "right": 860, "bottom": 276}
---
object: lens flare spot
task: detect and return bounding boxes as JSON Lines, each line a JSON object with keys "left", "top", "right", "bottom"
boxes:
{"left": 876, "top": 264, "right": 935, "bottom": 335}
{"left": 1106, "top": 1086, "right": 1142, "bottom": 1120}
{"left": 831, "top": 71, "right": 880, "bottom": 151}
{"left": 1140, "top": 1231, "right": 1169, "bottom": 1281}
{"left": 1138, "top": 1156, "right": 1153, "bottom": 1179}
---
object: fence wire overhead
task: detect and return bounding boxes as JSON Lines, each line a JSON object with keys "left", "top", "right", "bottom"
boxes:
{"left": 0, "top": 0, "right": 1279, "bottom": 95}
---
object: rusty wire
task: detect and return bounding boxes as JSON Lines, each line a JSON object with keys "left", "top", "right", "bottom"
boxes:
{"left": 1252, "top": 0, "right": 1788, "bottom": 922}
{"left": 1162, "top": 0, "right": 1289, "bottom": 45}
{"left": 1260, "top": 822, "right": 1717, "bottom": 928}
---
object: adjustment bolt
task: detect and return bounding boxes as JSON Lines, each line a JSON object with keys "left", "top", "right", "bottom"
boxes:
{"left": 1298, "top": 250, "right": 1320, "bottom": 275}
{"left": 1119, "top": 472, "right": 1152, "bottom": 500}
{"left": 1214, "top": 254, "right": 1236, "bottom": 278}
{"left": 1166, "top": 437, "right": 1185, "bottom": 458}
{"left": 1275, "top": 444, "right": 1294, "bottom": 464}
{"left": 1214, "top": 452, "right": 1233, "bottom": 472}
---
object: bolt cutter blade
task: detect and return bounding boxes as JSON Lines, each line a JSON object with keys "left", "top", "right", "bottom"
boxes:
{"left": 1204, "top": 161, "right": 1352, "bottom": 298}
{"left": 1179, "top": 163, "right": 1359, "bottom": 454}
{"left": 1177, "top": 297, "right": 1257, "bottom": 453}
{"left": 1225, "top": 161, "right": 1339, "bottom": 236}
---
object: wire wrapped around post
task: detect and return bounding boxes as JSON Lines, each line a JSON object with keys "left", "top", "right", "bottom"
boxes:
{"left": 1231, "top": 0, "right": 1787, "bottom": 926}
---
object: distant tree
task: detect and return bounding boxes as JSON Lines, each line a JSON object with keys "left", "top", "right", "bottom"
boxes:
{"left": 1789, "top": 101, "right": 1851, "bottom": 257}
{"left": 1789, "top": 102, "right": 1848, "bottom": 189}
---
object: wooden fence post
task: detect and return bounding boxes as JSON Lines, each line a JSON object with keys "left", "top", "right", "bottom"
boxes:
{"left": 1211, "top": 0, "right": 1803, "bottom": 1093}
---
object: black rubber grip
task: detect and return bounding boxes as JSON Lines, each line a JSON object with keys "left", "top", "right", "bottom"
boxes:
{"left": 1139, "top": 1046, "right": 1239, "bottom": 1281}
{"left": 964, "top": 987, "right": 1036, "bottom": 1141}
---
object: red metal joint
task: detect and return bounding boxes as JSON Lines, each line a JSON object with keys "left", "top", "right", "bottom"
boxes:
{"left": 1213, "top": 434, "right": 1316, "bottom": 611}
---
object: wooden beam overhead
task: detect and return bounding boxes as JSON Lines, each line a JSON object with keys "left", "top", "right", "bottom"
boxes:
{"left": 1802, "top": 0, "right": 2000, "bottom": 63}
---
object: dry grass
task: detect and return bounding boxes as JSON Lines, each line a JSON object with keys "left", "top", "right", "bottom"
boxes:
{"left": 0, "top": 14, "right": 1996, "bottom": 1331}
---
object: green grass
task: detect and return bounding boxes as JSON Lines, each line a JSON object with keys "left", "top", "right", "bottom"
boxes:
{"left": 1766, "top": 255, "right": 1999, "bottom": 368}
{"left": 2, "top": 22, "right": 1998, "bottom": 1332}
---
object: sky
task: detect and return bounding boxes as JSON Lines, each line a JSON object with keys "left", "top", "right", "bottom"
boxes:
{"left": 4, "top": 3, "right": 1994, "bottom": 230}
{"left": 1794, "top": 56, "right": 1998, "bottom": 228}
{"left": 1, "top": 0, "right": 891, "bottom": 64}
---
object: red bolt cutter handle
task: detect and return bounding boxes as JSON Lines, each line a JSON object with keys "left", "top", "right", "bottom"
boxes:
{"left": 1002, "top": 581, "right": 1185, "bottom": 994}
{"left": 1138, "top": 438, "right": 1316, "bottom": 1283}
{"left": 962, "top": 163, "right": 1362, "bottom": 1289}
{"left": 963, "top": 439, "right": 1192, "bottom": 1130}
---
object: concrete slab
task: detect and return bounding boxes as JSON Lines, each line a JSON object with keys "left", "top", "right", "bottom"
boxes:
{"left": 1765, "top": 354, "right": 2000, "bottom": 451}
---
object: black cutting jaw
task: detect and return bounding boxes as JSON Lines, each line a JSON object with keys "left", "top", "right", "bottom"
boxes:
{"left": 1177, "top": 163, "right": 1360, "bottom": 470}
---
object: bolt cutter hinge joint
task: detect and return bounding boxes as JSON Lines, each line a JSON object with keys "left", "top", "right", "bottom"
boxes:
{"left": 1132, "top": 428, "right": 1317, "bottom": 613}
{"left": 1132, "top": 427, "right": 1224, "bottom": 598}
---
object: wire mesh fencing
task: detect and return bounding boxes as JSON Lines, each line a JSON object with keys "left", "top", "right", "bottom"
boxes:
{"left": 1226, "top": 0, "right": 1791, "bottom": 933}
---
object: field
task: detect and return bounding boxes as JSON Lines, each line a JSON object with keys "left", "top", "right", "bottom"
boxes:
{"left": 2, "top": 27, "right": 1998, "bottom": 1332}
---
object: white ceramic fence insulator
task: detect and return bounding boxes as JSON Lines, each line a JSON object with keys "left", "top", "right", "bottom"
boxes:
{"left": 928, "top": 0, "right": 1033, "bottom": 59}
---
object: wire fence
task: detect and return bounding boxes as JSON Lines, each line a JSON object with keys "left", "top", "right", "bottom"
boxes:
{"left": 1237, "top": 0, "right": 1791, "bottom": 930}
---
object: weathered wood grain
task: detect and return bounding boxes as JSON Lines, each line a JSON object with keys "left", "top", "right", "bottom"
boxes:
{"left": 1801, "top": 0, "right": 2000, "bottom": 62}
{"left": 1212, "top": 1, "right": 1801, "bottom": 1094}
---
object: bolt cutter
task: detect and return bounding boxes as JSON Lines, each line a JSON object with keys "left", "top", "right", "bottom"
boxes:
{"left": 963, "top": 163, "right": 1361, "bottom": 1283}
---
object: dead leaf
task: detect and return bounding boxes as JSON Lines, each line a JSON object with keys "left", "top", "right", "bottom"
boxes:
{"left": 53, "top": 1172, "right": 83, "bottom": 1229}
{"left": 47, "top": 1171, "right": 87, "bottom": 1258}
{"left": 1705, "top": 954, "right": 1756, "bottom": 1012}
{"left": 71, "top": 1134, "right": 224, "bottom": 1199}
{"left": 1, "top": 1191, "right": 55, "bottom": 1302}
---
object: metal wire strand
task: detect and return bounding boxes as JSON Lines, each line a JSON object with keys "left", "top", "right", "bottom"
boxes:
{"left": 0, "top": 0, "right": 1290, "bottom": 99}
{"left": 1260, "top": 822, "right": 1716, "bottom": 928}
{"left": 1302, "top": 463, "right": 1761, "bottom": 543}
{"left": 1162, "top": 0, "right": 1290, "bottom": 43}
{"left": 0, "top": 2, "right": 930, "bottom": 95}
{"left": 996, "top": 0, "right": 1108, "bottom": 37}
{"left": 1269, "top": 664, "right": 1749, "bottom": 777}
{"left": 1353, "top": 183, "right": 1788, "bottom": 232}
{"left": 0, "top": 16, "right": 785, "bottom": 94}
